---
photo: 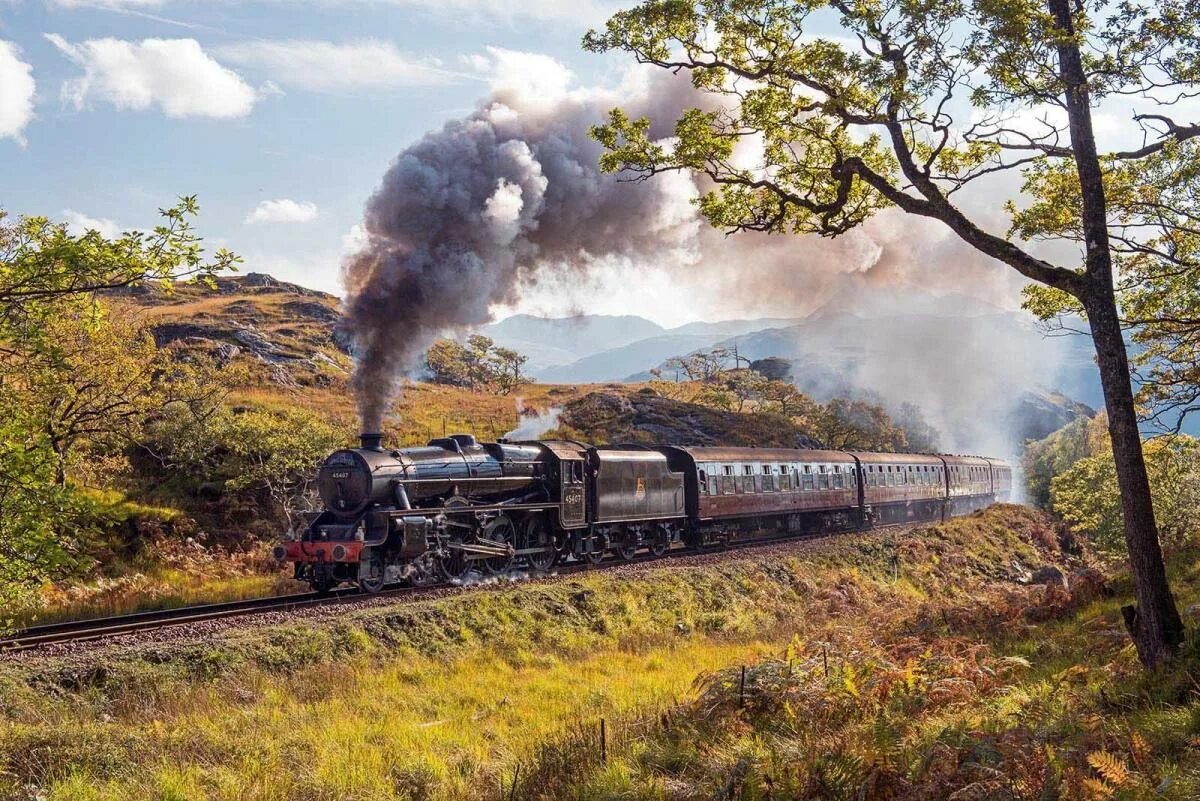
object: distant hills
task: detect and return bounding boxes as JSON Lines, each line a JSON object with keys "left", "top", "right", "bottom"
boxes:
{"left": 480, "top": 314, "right": 802, "bottom": 376}
{"left": 482, "top": 303, "right": 1102, "bottom": 456}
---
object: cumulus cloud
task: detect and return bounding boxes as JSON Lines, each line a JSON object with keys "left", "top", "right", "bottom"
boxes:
{"left": 0, "top": 41, "right": 36, "bottom": 145}
{"left": 45, "top": 34, "right": 260, "bottom": 119}
{"left": 244, "top": 198, "right": 319, "bottom": 224}
{"left": 216, "top": 39, "right": 462, "bottom": 92}
{"left": 62, "top": 209, "right": 123, "bottom": 239}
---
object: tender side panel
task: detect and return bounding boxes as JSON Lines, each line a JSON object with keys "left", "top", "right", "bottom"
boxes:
{"left": 592, "top": 449, "right": 686, "bottom": 523}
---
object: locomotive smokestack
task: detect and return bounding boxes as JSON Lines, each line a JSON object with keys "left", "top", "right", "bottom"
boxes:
{"left": 360, "top": 432, "right": 384, "bottom": 452}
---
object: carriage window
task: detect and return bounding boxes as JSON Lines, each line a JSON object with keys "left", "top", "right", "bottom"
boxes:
{"left": 743, "top": 465, "right": 754, "bottom": 476}
{"left": 698, "top": 468, "right": 709, "bottom": 494}
{"left": 723, "top": 465, "right": 734, "bottom": 476}
{"left": 762, "top": 465, "right": 772, "bottom": 475}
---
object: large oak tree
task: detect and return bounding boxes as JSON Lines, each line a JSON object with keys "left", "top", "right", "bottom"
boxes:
{"left": 585, "top": 0, "right": 1200, "bottom": 664}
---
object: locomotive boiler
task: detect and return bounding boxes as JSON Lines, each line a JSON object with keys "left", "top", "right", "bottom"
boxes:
{"left": 276, "top": 432, "right": 1012, "bottom": 594}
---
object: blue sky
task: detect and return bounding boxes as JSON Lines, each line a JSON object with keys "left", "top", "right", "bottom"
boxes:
{"left": 0, "top": 0, "right": 634, "bottom": 297}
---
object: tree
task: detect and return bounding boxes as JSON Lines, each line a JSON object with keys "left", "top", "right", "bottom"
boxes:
{"left": 0, "top": 197, "right": 237, "bottom": 320}
{"left": 1023, "top": 412, "right": 1109, "bottom": 507}
{"left": 1052, "top": 436, "right": 1200, "bottom": 557}
{"left": 895, "top": 402, "right": 940, "bottom": 453}
{"left": 424, "top": 336, "right": 530, "bottom": 393}
{"left": 586, "top": 0, "right": 1194, "bottom": 664}
{"left": 0, "top": 199, "right": 235, "bottom": 611}
{"left": 4, "top": 301, "right": 225, "bottom": 485}
{"left": 663, "top": 347, "right": 731, "bottom": 382}
{"left": 815, "top": 397, "right": 908, "bottom": 452}
{"left": 425, "top": 339, "right": 474, "bottom": 387}
{"left": 489, "top": 346, "right": 529, "bottom": 394}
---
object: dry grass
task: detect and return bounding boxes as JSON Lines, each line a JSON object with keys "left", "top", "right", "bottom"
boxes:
{"left": 0, "top": 505, "right": 1123, "bottom": 801}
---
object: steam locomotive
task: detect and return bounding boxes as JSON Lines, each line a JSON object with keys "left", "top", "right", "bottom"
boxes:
{"left": 274, "top": 432, "right": 1012, "bottom": 593}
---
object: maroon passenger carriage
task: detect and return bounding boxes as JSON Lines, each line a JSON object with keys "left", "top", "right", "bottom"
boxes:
{"left": 276, "top": 433, "right": 1013, "bottom": 593}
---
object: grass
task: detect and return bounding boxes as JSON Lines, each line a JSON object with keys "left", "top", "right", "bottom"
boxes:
{"left": 0, "top": 504, "right": 1096, "bottom": 801}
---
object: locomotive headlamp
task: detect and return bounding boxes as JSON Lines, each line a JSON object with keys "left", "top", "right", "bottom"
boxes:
{"left": 353, "top": 524, "right": 365, "bottom": 542}
{"left": 283, "top": 528, "right": 297, "bottom": 542}
{"left": 332, "top": 544, "right": 348, "bottom": 561}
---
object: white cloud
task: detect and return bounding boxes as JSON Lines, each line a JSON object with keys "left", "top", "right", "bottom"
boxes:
{"left": 45, "top": 34, "right": 260, "bottom": 119}
{"left": 244, "top": 198, "right": 319, "bottom": 224}
{"left": 341, "top": 223, "right": 368, "bottom": 254}
{"left": 216, "top": 39, "right": 463, "bottom": 92}
{"left": 62, "top": 209, "right": 123, "bottom": 239}
{"left": 0, "top": 41, "right": 36, "bottom": 145}
{"left": 464, "top": 46, "right": 575, "bottom": 100}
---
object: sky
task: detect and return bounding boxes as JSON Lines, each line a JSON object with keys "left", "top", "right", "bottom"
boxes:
{"left": 1, "top": 1, "right": 680, "bottom": 308}
{"left": 0, "top": 0, "right": 1158, "bottom": 329}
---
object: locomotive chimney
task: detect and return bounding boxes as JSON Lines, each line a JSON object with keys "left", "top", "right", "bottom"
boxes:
{"left": 360, "top": 432, "right": 384, "bottom": 452}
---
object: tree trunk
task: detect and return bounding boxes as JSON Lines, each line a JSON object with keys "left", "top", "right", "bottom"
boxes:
{"left": 1048, "top": 0, "right": 1185, "bottom": 665}
{"left": 1085, "top": 287, "right": 1185, "bottom": 665}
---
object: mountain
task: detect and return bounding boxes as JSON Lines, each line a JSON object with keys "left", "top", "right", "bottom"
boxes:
{"left": 479, "top": 314, "right": 665, "bottom": 373}
{"left": 482, "top": 314, "right": 804, "bottom": 378}
{"left": 539, "top": 332, "right": 735, "bottom": 383}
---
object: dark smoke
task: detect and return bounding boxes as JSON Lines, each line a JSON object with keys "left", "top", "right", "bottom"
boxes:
{"left": 343, "top": 51, "right": 707, "bottom": 429}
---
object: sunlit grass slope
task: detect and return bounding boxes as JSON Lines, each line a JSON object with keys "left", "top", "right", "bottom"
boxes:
{"left": 0, "top": 505, "right": 1101, "bottom": 800}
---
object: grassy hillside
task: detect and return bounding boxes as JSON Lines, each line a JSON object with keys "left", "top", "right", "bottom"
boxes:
{"left": 8, "top": 506, "right": 1197, "bottom": 800}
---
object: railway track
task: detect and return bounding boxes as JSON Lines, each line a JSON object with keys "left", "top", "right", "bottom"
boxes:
{"left": 0, "top": 521, "right": 918, "bottom": 654}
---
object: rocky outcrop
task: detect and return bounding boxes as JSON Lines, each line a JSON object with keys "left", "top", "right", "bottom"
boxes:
{"left": 560, "top": 388, "right": 825, "bottom": 448}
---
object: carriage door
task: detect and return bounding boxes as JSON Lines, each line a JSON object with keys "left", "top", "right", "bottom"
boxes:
{"left": 560, "top": 458, "right": 587, "bottom": 528}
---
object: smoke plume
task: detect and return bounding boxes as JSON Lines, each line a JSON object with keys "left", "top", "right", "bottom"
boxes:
{"left": 343, "top": 49, "right": 711, "bottom": 430}
{"left": 344, "top": 47, "right": 1046, "bottom": 437}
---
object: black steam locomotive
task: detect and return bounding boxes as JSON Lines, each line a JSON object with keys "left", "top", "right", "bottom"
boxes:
{"left": 275, "top": 432, "right": 1012, "bottom": 593}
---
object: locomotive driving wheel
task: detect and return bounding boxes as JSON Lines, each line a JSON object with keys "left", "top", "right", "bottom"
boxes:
{"left": 481, "top": 515, "right": 516, "bottom": 575}
{"left": 522, "top": 515, "right": 557, "bottom": 571}
{"left": 438, "top": 496, "right": 474, "bottom": 582}
{"left": 358, "top": 574, "right": 386, "bottom": 594}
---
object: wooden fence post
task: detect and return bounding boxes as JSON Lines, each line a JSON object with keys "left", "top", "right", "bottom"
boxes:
{"left": 600, "top": 717, "right": 607, "bottom": 763}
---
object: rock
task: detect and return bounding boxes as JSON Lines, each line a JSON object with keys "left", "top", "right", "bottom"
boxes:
{"left": 282, "top": 300, "right": 341, "bottom": 323}
{"left": 1031, "top": 565, "right": 1068, "bottom": 590}
{"left": 232, "top": 325, "right": 289, "bottom": 362}
{"left": 151, "top": 322, "right": 230, "bottom": 347}
{"left": 222, "top": 300, "right": 264, "bottom": 321}
{"left": 214, "top": 343, "right": 241, "bottom": 365}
